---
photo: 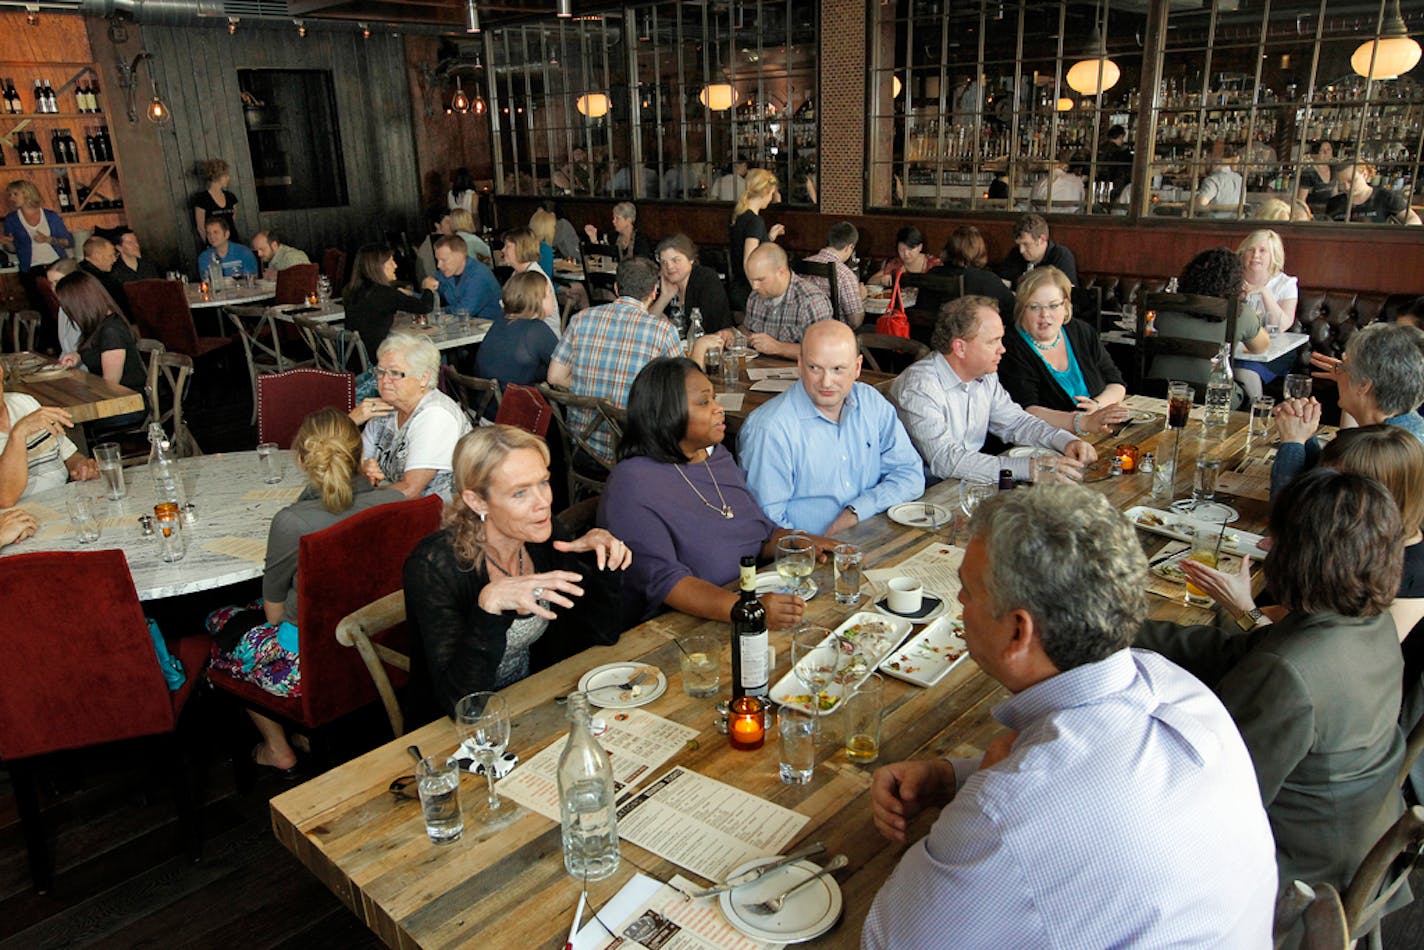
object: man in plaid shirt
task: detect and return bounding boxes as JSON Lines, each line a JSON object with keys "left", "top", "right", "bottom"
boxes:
{"left": 548, "top": 257, "right": 682, "bottom": 465}
{"left": 740, "top": 243, "right": 834, "bottom": 358}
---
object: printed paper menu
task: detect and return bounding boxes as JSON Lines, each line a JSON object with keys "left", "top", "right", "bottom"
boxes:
{"left": 572, "top": 873, "right": 780, "bottom": 950}
{"left": 496, "top": 708, "right": 698, "bottom": 821}
{"left": 865, "top": 540, "right": 965, "bottom": 605}
{"left": 615, "top": 767, "right": 809, "bottom": 883}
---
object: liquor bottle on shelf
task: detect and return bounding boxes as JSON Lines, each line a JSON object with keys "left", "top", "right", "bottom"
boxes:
{"left": 32, "top": 79, "right": 45, "bottom": 113}
{"left": 88, "top": 76, "right": 100, "bottom": 112}
{"left": 84, "top": 128, "right": 97, "bottom": 163}
{"left": 95, "top": 125, "right": 112, "bottom": 162}
{"left": 42, "top": 80, "right": 58, "bottom": 114}
{"left": 3, "top": 78, "right": 17, "bottom": 114}
{"left": 55, "top": 173, "right": 73, "bottom": 213}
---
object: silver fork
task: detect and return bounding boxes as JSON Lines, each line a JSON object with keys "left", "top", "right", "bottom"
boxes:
{"left": 555, "top": 670, "right": 649, "bottom": 704}
{"left": 741, "top": 854, "right": 848, "bottom": 916}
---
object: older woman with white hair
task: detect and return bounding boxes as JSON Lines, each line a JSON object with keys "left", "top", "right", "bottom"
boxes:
{"left": 350, "top": 331, "right": 471, "bottom": 501}
{"left": 585, "top": 201, "right": 653, "bottom": 261}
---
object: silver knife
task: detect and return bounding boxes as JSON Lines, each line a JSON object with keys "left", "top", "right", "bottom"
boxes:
{"left": 687, "top": 842, "right": 826, "bottom": 899}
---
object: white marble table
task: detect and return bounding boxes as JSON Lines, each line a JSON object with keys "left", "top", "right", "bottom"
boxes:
{"left": 1235, "top": 330, "right": 1308, "bottom": 363}
{"left": 392, "top": 314, "right": 491, "bottom": 351}
{"left": 0, "top": 450, "right": 298, "bottom": 600}
{"left": 267, "top": 302, "right": 346, "bottom": 325}
{"left": 185, "top": 280, "right": 277, "bottom": 310}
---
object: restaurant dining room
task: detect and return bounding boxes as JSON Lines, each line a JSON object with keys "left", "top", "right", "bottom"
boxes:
{"left": 2, "top": 0, "right": 1424, "bottom": 947}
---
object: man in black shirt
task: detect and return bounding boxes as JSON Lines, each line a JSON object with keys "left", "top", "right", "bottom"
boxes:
{"left": 1098, "top": 125, "right": 1133, "bottom": 203}
{"left": 995, "top": 213, "right": 1079, "bottom": 288}
{"left": 78, "top": 236, "right": 131, "bottom": 317}
{"left": 1326, "top": 162, "right": 1421, "bottom": 225}
{"left": 109, "top": 227, "right": 162, "bottom": 283}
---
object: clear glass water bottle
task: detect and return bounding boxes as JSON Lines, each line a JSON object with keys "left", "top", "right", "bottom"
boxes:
{"left": 688, "top": 307, "right": 705, "bottom": 346}
{"left": 147, "top": 423, "right": 180, "bottom": 504}
{"left": 1205, "top": 342, "right": 1233, "bottom": 427}
{"left": 558, "top": 692, "right": 620, "bottom": 882}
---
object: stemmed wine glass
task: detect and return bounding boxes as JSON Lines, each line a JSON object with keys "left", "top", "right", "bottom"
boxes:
{"left": 776, "top": 533, "right": 816, "bottom": 597}
{"left": 455, "top": 692, "right": 510, "bottom": 813}
{"left": 792, "top": 627, "right": 843, "bottom": 710}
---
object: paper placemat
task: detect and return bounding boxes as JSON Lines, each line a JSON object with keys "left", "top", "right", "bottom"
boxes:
{"left": 18, "top": 502, "right": 65, "bottom": 524}
{"left": 748, "top": 379, "right": 795, "bottom": 394}
{"left": 746, "top": 367, "right": 798, "bottom": 381}
{"left": 715, "top": 393, "right": 745, "bottom": 412}
{"left": 241, "top": 487, "right": 304, "bottom": 503}
{"left": 200, "top": 536, "right": 268, "bottom": 563}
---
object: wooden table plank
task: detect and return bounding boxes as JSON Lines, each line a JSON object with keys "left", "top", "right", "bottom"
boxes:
{"left": 271, "top": 407, "right": 1278, "bottom": 948}
{"left": 5, "top": 353, "right": 145, "bottom": 424}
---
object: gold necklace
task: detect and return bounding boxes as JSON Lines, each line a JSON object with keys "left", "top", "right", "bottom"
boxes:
{"left": 675, "top": 455, "right": 734, "bottom": 519}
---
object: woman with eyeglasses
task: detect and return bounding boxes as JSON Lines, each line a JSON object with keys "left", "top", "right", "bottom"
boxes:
{"left": 997, "top": 266, "right": 1129, "bottom": 436}
{"left": 350, "top": 332, "right": 471, "bottom": 502}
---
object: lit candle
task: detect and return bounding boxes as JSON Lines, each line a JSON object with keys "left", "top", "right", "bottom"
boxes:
{"left": 307, "top": 291, "right": 320, "bottom": 306}
{"left": 1116, "top": 444, "right": 1139, "bottom": 473}
{"left": 728, "top": 696, "right": 765, "bottom": 751}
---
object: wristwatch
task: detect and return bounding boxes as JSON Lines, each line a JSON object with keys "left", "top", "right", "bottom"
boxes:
{"left": 1234, "top": 607, "right": 1266, "bottom": 631}
{"left": 845, "top": 505, "right": 859, "bottom": 520}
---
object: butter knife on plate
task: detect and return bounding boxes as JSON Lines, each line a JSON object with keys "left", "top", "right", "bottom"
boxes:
{"left": 687, "top": 842, "right": 826, "bottom": 899}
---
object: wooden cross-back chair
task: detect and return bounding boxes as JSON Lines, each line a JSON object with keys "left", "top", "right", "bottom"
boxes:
{"left": 443, "top": 366, "right": 503, "bottom": 426}
{"left": 791, "top": 258, "right": 841, "bottom": 324}
{"left": 537, "top": 383, "right": 625, "bottom": 502}
{"left": 147, "top": 348, "right": 200, "bottom": 457}
{"left": 293, "top": 315, "right": 369, "bottom": 374}
{"left": 225, "top": 305, "right": 313, "bottom": 423}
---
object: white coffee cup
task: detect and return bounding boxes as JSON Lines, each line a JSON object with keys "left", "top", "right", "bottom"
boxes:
{"left": 886, "top": 576, "right": 923, "bottom": 615}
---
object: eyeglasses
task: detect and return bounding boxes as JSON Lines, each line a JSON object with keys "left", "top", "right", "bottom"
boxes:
{"left": 373, "top": 367, "right": 410, "bottom": 380}
{"left": 1025, "top": 300, "right": 1067, "bottom": 315}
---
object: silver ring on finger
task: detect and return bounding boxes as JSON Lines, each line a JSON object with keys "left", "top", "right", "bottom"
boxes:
{"left": 532, "top": 586, "right": 544, "bottom": 600}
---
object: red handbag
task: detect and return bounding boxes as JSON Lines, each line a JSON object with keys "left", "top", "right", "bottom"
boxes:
{"left": 875, "top": 271, "right": 911, "bottom": 338}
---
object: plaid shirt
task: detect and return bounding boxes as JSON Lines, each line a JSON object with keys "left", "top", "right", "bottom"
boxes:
{"left": 743, "top": 274, "right": 834, "bottom": 343}
{"left": 803, "top": 249, "right": 866, "bottom": 326}
{"left": 550, "top": 296, "right": 683, "bottom": 463}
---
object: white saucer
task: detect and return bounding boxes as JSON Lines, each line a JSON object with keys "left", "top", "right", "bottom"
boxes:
{"left": 719, "top": 858, "right": 843, "bottom": 943}
{"left": 887, "top": 502, "right": 952, "bottom": 529}
{"left": 1005, "top": 446, "right": 1056, "bottom": 459}
{"left": 874, "top": 592, "right": 949, "bottom": 623}
{"left": 755, "top": 571, "right": 819, "bottom": 600}
{"left": 576, "top": 662, "right": 667, "bottom": 709}
{"left": 1168, "top": 500, "right": 1239, "bottom": 524}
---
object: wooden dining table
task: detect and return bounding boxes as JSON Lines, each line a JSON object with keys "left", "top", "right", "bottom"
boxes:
{"left": 270, "top": 405, "right": 1278, "bottom": 949}
{"left": 3, "top": 352, "right": 145, "bottom": 425}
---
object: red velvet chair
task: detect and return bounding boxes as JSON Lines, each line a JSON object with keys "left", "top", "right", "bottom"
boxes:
{"left": 274, "top": 263, "right": 320, "bottom": 306}
{"left": 0, "top": 549, "right": 211, "bottom": 892}
{"left": 124, "top": 278, "right": 232, "bottom": 358}
{"left": 256, "top": 367, "right": 355, "bottom": 448}
{"left": 495, "top": 382, "right": 553, "bottom": 438}
{"left": 321, "top": 247, "right": 347, "bottom": 291}
{"left": 206, "top": 495, "right": 442, "bottom": 749}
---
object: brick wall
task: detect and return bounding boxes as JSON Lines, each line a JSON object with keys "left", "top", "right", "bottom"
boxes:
{"left": 819, "top": 0, "right": 867, "bottom": 217}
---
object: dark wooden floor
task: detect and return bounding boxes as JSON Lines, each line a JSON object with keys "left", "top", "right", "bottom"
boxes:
{"left": 5, "top": 342, "right": 1424, "bottom": 948}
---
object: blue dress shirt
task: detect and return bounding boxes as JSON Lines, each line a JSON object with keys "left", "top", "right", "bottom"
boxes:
{"left": 863, "top": 649, "right": 1278, "bottom": 949}
{"left": 197, "top": 242, "right": 259, "bottom": 279}
{"left": 435, "top": 259, "right": 503, "bottom": 320}
{"left": 739, "top": 381, "right": 924, "bottom": 534}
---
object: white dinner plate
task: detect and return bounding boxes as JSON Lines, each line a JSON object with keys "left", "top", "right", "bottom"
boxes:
{"left": 755, "top": 570, "right": 818, "bottom": 600}
{"left": 873, "top": 592, "right": 949, "bottom": 624}
{"left": 887, "top": 502, "right": 953, "bottom": 530}
{"left": 576, "top": 662, "right": 667, "bottom": 709}
{"left": 719, "top": 858, "right": 843, "bottom": 943}
{"left": 879, "top": 615, "right": 970, "bottom": 688}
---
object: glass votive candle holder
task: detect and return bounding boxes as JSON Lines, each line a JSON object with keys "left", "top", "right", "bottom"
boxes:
{"left": 1115, "top": 444, "right": 1139, "bottom": 473}
{"left": 728, "top": 696, "right": 766, "bottom": 751}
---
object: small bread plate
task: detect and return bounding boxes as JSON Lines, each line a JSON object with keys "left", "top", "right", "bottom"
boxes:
{"left": 770, "top": 612, "right": 912, "bottom": 716}
{"left": 1151, "top": 550, "right": 1242, "bottom": 585}
{"left": 756, "top": 570, "right": 818, "bottom": 600}
{"left": 719, "top": 857, "right": 843, "bottom": 943}
{"left": 1127, "top": 505, "right": 1266, "bottom": 558}
{"left": 576, "top": 662, "right": 667, "bottom": 709}
{"left": 887, "top": 502, "right": 953, "bottom": 530}
{"left": 873, "top": 591, "right": 949, "bottom": 624}
{"left": 878, "top": 615, "right": 970, "bottom": 688}
{"left": 1005, "top": 445, "right": 1057, "bottom": 459}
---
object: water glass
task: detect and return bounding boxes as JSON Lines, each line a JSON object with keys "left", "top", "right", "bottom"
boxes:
{"left": 833, "top": 543, "right": 863, "bottom": 606}
{"left": 778, "top": 706, "right": 818, "bottom": 785}
{"left": 1193, "top": 457, "right": 1222, "bottom": 504}
{"left": 1285, "top": 373, "right": 1312, "bottom": 401}
{"left": 1031, "top": 455, "right": 1064, "bottom": 485}
{"left": 67, "top": 494, "right": 101, "bottom": 543}
{"left": 256, "top": 443, "right": 283, "bottom": 484}
{"left": 94, "top": 441, "right": 126, "bottom": 500}
{"left": 678, "top": 634, "right": 721, "bottom": 698}
{"left": 1250, "top": 395, "right": 1275, "bottom": 438}
{"left": 416, "top": 754, "right": 464, "bottom": 845}
{"left": 723, "top": 346, "right": 746, "bottom": 386}
{"left": 843, "top": 674, "right": 884, "bottom": 765}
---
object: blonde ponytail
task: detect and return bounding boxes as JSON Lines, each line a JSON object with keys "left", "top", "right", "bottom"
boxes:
{"left": 733, "top": 169, "right": 778, "bottom": 222}
{"left": 291, "top": 408, "right": 363, "bottom": 514}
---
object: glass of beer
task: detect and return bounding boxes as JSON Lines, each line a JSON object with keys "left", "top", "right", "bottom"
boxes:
{"left": 1184, "top": 524, "right": 1220, "bottom": 606}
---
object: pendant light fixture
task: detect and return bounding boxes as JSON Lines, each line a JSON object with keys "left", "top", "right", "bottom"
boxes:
{"left": 1066, "top": 2, "right": 1120, "bottom": 96}
{"left": 452, "top": 77, "right": 471, "bottom": 115}
{"left": 557, "top": 0, "right": 573, "bottom": 18}
{"left": 699, "top": 83, "right": 736, "bottom": 111}
{"left": 576, "top": 92, "right": 609, "bottom": 118}
{"left": 1351, "top": 0, "right": 1421, "bottom": 81}
{"left": 465, "top": 0, "right": 481, "bottom": 34}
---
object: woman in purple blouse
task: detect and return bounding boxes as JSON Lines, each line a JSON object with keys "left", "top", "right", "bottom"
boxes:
{"left": 599, "top": 357, "right": 833, "bottom": 628}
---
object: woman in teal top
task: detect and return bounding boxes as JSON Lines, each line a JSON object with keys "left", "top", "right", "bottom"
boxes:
{"left": 998, "top": 266, "right": 1130, "bottom": 437}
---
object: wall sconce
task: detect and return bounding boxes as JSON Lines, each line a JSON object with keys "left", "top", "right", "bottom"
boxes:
{"left": 227, "top": 16, "right": 238, "bottom": 35}
{"left": 1352, "top": 0, "right": 1421, "bottom": 81}
{"left": 576, "top": 92, "right": 609, "bottom": 118}
{"left": 294, "top": 19, "right": 306, "bottom": 38}
{"left": 360, "top": 22, "right": 371, "bottom": 39}
{"left": 699, "top": 83, "right": 735, "bottom": 111}
{"left": 116, "top": 50, "right": 171, "bottom": 125}
{"left": 451, "top": 77, "right": 471, "bottom": 115}
{"left": 25, "top": 3, "right": 38, "bottom": 26}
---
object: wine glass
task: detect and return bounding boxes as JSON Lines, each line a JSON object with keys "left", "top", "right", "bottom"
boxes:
{"left": 792, "top": 627, "right": 842, "bottom": 708}
{"left": 956, "top": 478, "right": 995, "bottom": 545}
{"left": 455, "top": 692, "right": 510, "bottom": 813}
{"left": 775, "top": 533, "right": 816, "bottom": 597}
{"left": 1284, "top": 373, "right": 1312, "bottom": 401}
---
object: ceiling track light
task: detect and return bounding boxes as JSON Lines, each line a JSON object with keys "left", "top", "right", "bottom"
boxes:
{"left": 465, "top": 0, "right": 480, "bottom": 33}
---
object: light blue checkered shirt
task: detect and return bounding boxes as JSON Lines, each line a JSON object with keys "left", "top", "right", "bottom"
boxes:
{"left": 863, "top": 649, "right": 1277, "bottom": 950}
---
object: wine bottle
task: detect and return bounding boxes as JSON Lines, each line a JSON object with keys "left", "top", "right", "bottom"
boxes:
{"left": 43, "top": 80, "right": 57, "bottom": 114}
{"left": 32, "top": 79, "right": 44, "bottom": 113}
{"left": 88, "top": 76, "right": 100, "bottom": 111}
{"left": 56, "top": 174, "right": 72, "bottom": 212}
{"left": 84, "top": 128, "right": 97, "bottom": 163}
{"left": 730, "top": 555, "right": 769, "bottom": 700}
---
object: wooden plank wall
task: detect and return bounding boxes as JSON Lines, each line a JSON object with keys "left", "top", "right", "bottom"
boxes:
{"left": 84, "top": 16, "right": 422, "bottom": 275}
{"left": 403, "top": 35, "right": 496, "bottom": 216}
{"left": 498, "top": 195, "right": 1424, "bottom": 299}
